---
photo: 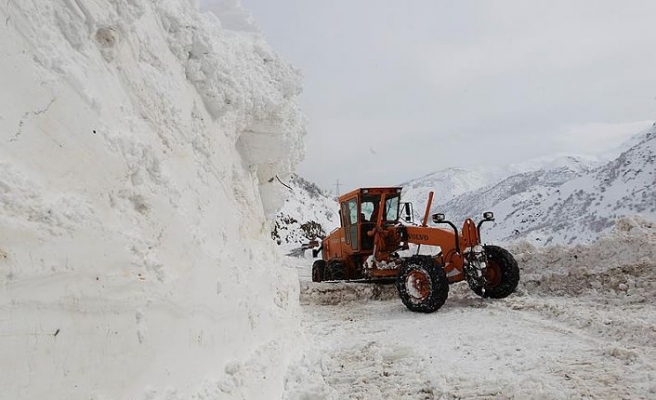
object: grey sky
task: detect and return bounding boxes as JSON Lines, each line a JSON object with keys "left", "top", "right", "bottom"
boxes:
{"left": 221, "top": 1, "right": 656, "bottom": 193}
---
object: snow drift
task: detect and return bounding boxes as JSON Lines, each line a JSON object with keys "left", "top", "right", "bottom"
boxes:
{"left": 511, "top": 215, "right": 656, "bottom": 299}
{"left": 0, "top": 0, "right": 305, "bottom": 399}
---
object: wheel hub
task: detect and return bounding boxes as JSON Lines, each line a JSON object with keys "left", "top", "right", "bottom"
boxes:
{"left": 405, "top": 269, "right": 432, "bottom": 301}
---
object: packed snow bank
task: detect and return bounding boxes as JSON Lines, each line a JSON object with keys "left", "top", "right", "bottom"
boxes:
{"left": 0, "top": 1, "right": 305, "bottom": 399}
{"left": 511, "top": 216, "right": 656, "bottom": 298}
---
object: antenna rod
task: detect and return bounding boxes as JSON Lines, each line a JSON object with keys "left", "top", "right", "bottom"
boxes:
{"left": 335, "top": 179, "right": 341, "bottom": 196}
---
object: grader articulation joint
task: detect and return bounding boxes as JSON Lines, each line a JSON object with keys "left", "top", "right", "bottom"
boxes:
{"left": 311, "top": 187, "right": 519, "bottom": 313}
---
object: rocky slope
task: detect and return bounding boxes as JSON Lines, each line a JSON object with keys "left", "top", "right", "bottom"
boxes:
{"left": 272, "top": 174, "right": 339, "bottom": 247}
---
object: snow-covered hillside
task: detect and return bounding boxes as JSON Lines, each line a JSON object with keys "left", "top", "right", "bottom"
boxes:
{"left": 438, "top": 156, "right": 597, "bottom": 236}
{"left": 0, "top": 1, "right": 305, "bottom": 399}
{"left": 443, "top": 125, "right": 656, "bottom": 245}
{"left": 272, "top": 174, "right": 338, "bottom": 247}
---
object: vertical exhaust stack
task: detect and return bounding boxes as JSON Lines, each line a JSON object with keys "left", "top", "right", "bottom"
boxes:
{"left": 421, "top": 191, "right": 434, "bottom": 227}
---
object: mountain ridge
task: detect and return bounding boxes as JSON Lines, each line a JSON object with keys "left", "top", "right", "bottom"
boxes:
{"left": 275, "top": 123, "right": 655, "bottom": 248}
{"left": 441, "top": 125, "right": 656, "bottom": 245}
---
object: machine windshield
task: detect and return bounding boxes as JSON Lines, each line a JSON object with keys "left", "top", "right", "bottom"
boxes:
{"left": 360, "top": 195, "right": 381, "bottom": 222}
{"left": 360, "top": 193, "right": 400, "bottom": 223}
{"left": 384, "top": 195, "right": 400, "bottom": 221}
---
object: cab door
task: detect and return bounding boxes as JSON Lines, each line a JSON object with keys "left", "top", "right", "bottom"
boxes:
{"left": 340, "top": 197, "right": 359, "bottom": 252}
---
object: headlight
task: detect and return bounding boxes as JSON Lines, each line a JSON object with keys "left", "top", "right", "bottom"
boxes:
{"left": 432, "top": 213, "right": 445, "bottom": 223}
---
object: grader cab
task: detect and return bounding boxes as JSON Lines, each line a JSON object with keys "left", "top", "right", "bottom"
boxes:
{"left": 311, "top": 187, "right": 519, "bottom": 313}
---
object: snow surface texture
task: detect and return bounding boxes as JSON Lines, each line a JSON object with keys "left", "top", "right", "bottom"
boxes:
{"left": 0, "top": 1, "right": 305, "bottom": 399}
{"left": 285, "top": 217, "right": 656, "bottom": 399}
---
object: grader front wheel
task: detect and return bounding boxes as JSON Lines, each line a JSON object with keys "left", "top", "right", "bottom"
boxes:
{"left": 396, "top": 256, "right": 449, "bottom": 313}
{"left": 474, "top": 245, "right": 520, "bottom": 298}
{"left": 324, "top": 260, "right": 346, "bottom": 281}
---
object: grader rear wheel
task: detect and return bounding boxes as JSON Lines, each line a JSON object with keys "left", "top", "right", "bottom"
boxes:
{"left": 312, "top": 260, "right": 326, "bottom": 282}
{"left": 473, "top": 245, "right": 520, "bottom": 299}
{"left": 396, "top": 256, "right": 449, "bottom": 313}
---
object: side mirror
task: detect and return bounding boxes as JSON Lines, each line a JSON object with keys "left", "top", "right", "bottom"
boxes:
{"left": 432, "top": 213, "right": 446, "bottom": 223}
{"left": 402, "top": 202, "right": 414, "bottom": 223}
{"left": 477, "top": 211, "right": 495, "bottom": 239}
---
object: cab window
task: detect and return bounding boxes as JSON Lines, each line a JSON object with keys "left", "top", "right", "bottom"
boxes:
{"left": 346, "top": 198, "right": 359, "bottom": 250}
{"left": 346, "top": 199, "right": 358, "bottom": 224}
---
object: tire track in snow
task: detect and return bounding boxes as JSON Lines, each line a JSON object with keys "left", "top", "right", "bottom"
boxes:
{"left": 498, "top": 296, "right": 656, "bottom": 352}
{"left": 482, "top": 297, "right": 656, "bottom": 399}
{"left": 286, "top": 280, "right": 656, "bottom": 399}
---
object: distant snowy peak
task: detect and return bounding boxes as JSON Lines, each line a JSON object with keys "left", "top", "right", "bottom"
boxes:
{"left": 402, "top": 166, "right": 506, "bottom": 190}
{"left": 436, "top": 156, "right": 595, "bottom": 227}
{"left": 599, "top": 121, "right": 656, "bottom": 160}
{"left": 526, "top": 154, "right": 602, "bottom": 172}
{"left": 401, "top": 167, "right": 509, "bottom": 210}
{"left": 401, "top": 154, "right": 599, "bottom": 212}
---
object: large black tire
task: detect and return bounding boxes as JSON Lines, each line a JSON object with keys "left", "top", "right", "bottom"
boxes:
{"left": 312, "top": 260, "right": 326, "bottom": 282}
{"left": 473, "top": 245, "right": 520, "bottom": 299}
{"left": 324, "top": 260, "right": 346, "bottom": 281}
{"left": 396, "top": 256, "right": 449, "bottom": 313}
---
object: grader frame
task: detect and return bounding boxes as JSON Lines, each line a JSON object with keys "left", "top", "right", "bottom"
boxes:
{"left": 311, "top": 187, "right": 519, "bottom": 313}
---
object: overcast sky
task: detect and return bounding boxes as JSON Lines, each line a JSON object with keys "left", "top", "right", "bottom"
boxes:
{"left": 216, "top": 1, "right": 656, "bottom": 193}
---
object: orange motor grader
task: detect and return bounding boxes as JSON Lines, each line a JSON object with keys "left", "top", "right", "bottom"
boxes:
{"left": 311, "top": 187, "right": 519, "bottom": 313}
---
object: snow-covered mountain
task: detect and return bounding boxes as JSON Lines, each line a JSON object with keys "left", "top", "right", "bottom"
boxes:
{"left": 401, "top": 155, "right": 601, "bottom": 219}
{"left": 400, "top": 166, "right": 517, "bottom": 213}
{"left": 272, "top": 174, "right": 339, "bottom": 246}
{"left": 434, "top": 156, "right": 596, "bottom": 232}
{"left": 442, "top": 125, "right": 656, "bottom": 246}
{"left": 0, "top": 1, "right": 305, "bottom": 399}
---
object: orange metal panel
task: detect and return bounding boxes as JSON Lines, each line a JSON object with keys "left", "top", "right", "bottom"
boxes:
{"left": 460, "top": 218, "right": 480, "bottom": 251}
{"left": 405, "top": 226, "right": 458, "bottom": 254}
{"left": 338, "top": 187, "right": 402, "bottom": 203}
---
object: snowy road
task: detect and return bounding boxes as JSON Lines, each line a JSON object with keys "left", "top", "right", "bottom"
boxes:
{"left": 283, "top": 256, "right": 656, "bottom": 399}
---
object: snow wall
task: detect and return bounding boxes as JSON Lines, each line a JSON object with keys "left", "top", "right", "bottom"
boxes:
{"left": 0, "top": 0, "right": 305, "bottom": 399}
